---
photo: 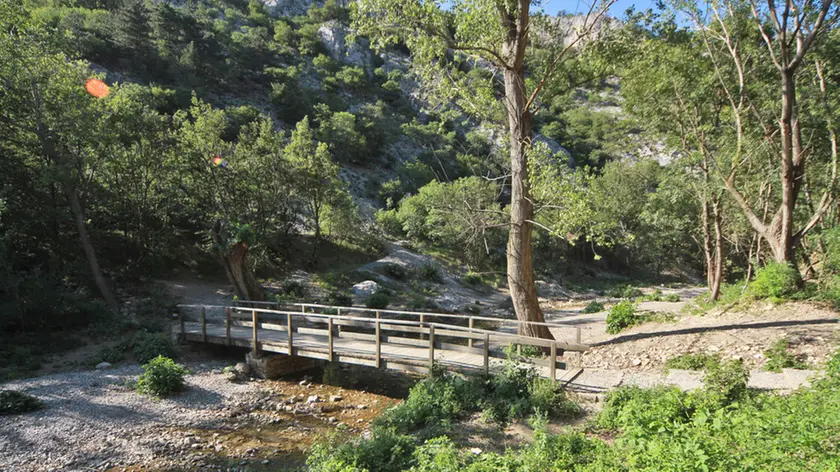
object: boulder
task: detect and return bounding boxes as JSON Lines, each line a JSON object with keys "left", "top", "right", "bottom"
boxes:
{"left": 351, "top": 280, "right": 379, "bottom": 297}
{"left": 95, "top": 362, "right": 112, "bottom": 370}
{"left": 317, "top": 21, "right": 373, "bottom": 73}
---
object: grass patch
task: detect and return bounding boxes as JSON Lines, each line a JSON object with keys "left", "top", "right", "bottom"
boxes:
{"left": 763, "top": 338, "right": 809, "bottom": 372}
{"left": 665, "top": 352, "right": 720, "bottom": 371}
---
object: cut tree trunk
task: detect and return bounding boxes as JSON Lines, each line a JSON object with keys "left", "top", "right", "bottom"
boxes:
{"left": 66, "top": 186, "right": 118, "bottom": 310}
{"left": 212, "top": 221, "right": 265, "bottom": 301}
{"left": 502, "top": 8, "right": 553, "bottom": 340}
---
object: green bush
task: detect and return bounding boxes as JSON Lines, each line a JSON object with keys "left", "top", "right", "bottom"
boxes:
{"left": 281, "top": 280, "right": 308, "bottom": 300}
{"left": 605, "top": 301, "right": 638, "bottom": 334}
{"left": 383, "top": 263, "right": 408, "bottom": 280}
{"left": 460, "top": 271, "right": 483, "bottom": 287}
{"left": 365, "top": 292, "right": 390, "bottom": 309}
{"left": 606, "top": 285, "right": 643, "bottom": 299}
{"left": 763, "top": 338, "right": 808, "bottom": 372}
{"left": 327, "top": 291, "right": 353, "bottom": 307}
{"left": 748, "top": 262, "right": 801, "bottom": 300}
{"left": 419, "top": 263, "right": 444, "bottom": 283}
{"left": 136, "top": 356, "right": 188, "bottom": 397}
{"left": 581, "top": 301, "right": 604, "bottom": 313}
{"left": 663, "top": 293, "right": 681, "bottom": 302}
{"left": 0, "top": 390, "right": 43, "bottom": 415}
{"left": 665, "top": 352, "right": 720, "bottom": 371}
{"left": 703, "top": 359, "right": 749, "bottom": 405}
{"left": 131, "top": 331, "right": 174, "bottom": 364}
{"left": 96, "top": 343, "right": 126, "bottom": 365}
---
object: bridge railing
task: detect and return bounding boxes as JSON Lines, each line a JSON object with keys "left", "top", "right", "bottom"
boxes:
{"left": 177, "top": 303, "right": 589, "bottom": 381}
{"left": 230, "top": 300, "right": 582, "bottom": 345}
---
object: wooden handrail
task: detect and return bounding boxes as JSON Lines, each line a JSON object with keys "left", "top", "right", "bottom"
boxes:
{"left": 177, "top": 304, "right": 589, "bottom": 352}
{"left": 230, "top": 300, "right": 577, "bottom": 330}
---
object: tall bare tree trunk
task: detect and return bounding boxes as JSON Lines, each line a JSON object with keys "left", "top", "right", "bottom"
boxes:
{"left": 502, "top": 1, "right": 553, "bottom": 340}
{"left": 776, "top": 69, "right": 799, "bottom": 263}
{"left": 66, "top": 186, "right": 118, "bottom": 309}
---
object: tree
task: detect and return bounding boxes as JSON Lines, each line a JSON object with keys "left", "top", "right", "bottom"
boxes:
{"left": 285, "top": 117, "right": 345, "bottom": 244}
{"left": 689, "top": 0, "right": 839, "bottom": 265}
{"left": 353, "top": 0, "right": 615, "bottom": 337}
{"left": 0, "top": 4, "right": 117, "bottom": 308}
{"left": 111, "top": 0, "right": 154, "bottom": 72}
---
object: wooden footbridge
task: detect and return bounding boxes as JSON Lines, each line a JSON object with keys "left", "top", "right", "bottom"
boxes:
{"left": 177, "top": 301, "right": 589, "bottom": 382}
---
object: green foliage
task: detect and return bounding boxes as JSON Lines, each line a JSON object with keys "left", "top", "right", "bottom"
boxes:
{"left": 96, "top": 343, "right": 127, "bottom": 365}
{"left": 418, "top": 263, "right": 443, "bottom": 284}
{"left": 328, "top": 291, "right": 354, "bottom": 307}
{"left": 763, "top": 338, "right": 808, "bottom": 372}
{"left": 280, "top": 281, "right": 308, "bottom": 300}
{"left": 365, "top": 292, "right": 390, "bottom": 309}
{"left": 460, "top": 271, "right": 483, "bottom": 287}
{"left": 605, "top": 301, "right": 638, "bottom": 334}
{"left": 581, "top": 301, "right": 604, "bottom": 313}
{"left": 703, "top": 359, "right": 749, "bottom": 405}
{"left": 0, "top": 390, "right": 43, "bottom": 415}
{"left": 663, "top": 293, "right": 681, "bottom": 302}
{"left": 382, "top": 263, "right": 408, "bottom": 280}
{"left": 130, "top": 331, "right": 174, "bottom": 364}
{"left": 606, "top": 285, "right": 644, "bottom": 299}
{"left": 665, "top": 352, "right": 720, "bottom": 371}
{"left": 136, "top": 356, "right": 188, "bottom": 397}
{"left": 748, "top": 263, "right": 802, "bottom": 301}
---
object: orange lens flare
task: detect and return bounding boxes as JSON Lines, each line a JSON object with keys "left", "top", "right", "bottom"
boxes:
{"left": 85, "top": 78, "right": 110, "bottom": 98}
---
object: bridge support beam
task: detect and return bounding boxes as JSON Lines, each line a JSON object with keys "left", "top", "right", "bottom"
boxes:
{"left": 246, "top": 352, "right": 316, "bottom": 380}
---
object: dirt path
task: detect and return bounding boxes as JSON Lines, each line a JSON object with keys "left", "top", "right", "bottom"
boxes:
{"left": 544, "top": 299, "right": 839, "bottom": 372}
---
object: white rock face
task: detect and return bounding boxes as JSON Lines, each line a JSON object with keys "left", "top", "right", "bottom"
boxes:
{"left": 317, "top": 21, "right": 373, "bottom": 72}
{"left": 351, "top": 280, "right": 379, "bottom": 297}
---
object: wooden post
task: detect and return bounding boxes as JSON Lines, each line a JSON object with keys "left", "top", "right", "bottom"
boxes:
{"left": 225, "top": 307, "right": 231, "bottom": 346}
{"left": 420, "top": 314, "right": 425, "bottom": 340}
{"left": 178, "top": 307, "right": 185, "bottom": 341}
{"left": 201, "top": 307, "right": 207, "bottom": 343}
{"left": 468, "top": 317, "right": 475, "bottom": 348}
{"left": 328, "top": 317, "right": 334, "bottom": 362}
{"left": 337, "top": 308, "right": 342, "bottom": 335}
{"left": 483, "top": 333, "right": 490, "bottom": 376}
{"left": 428, "top": 325, "right": 435, "bottom": 372}
{"left": 375, "top": 319, "right": 382, "bottom": 369}
{"left": 301, "top": 305, "right": 306, "bottom": 313}
{"left": 287, "top": 313, "right": 294, "bottom": 356}
{"left": 550, "top": 342, "right": 557, "bottom": 381}
{"left": 252, "top": 310, "right": 258, "bottom": 354}
{"left": 574, "top": 327, "right": 582, "bottom": 368}
{"left": 376, "top": 310, "right": 381, "bottom": 320}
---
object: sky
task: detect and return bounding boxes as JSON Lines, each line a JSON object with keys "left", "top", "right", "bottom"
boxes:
{"left": 541, "top": 0, "right": 660, "bottom": 20}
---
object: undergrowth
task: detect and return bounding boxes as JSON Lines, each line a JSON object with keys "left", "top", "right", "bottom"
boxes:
{"left": 0, "top": 389, "right": 43, "bottom": 415}
{"left": 763, "top": 338, "right": 809, "bottom": 372}
{"left": 309, "top": 350, "right": 840, "bottom": 471}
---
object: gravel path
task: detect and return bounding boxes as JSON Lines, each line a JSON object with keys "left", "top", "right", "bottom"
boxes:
{"left": 0, "top": 362, "right": 253, "bottom": 471}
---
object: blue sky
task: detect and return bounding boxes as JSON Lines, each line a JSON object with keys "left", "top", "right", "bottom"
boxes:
{"left": 541, "top": 0, "right": 660, "bottom": 20}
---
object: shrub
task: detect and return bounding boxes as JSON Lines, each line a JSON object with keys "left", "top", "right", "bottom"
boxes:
{"left": 460, "top": 271, "right": 483, "bottom": 287}
{"left": 382, "top": 263, "right": 407, "bottom": 280}
{"left": 365, "top": 292, "right": 390, "bottom": 309}
{"left": 665, "top": 352, "right": 720, "bottom": 371}
{"left": 96, "top": 343, "right": 126, "bottom": 365}
{"left": 327, "top": 291, "right": 353, "bottom": 307}
{"left": 0, "top": 390, "right": 43, "bottom": 415}
{"left": 419, "top": 263, "right": 444, "bottom": 283}
{"left": 281, "top": 280, "right": 308, "bottom": 300}
{"left": 582, "top": 301, "right": 604, "bottom": 313}
{"left": 131, "top": 331, "right": 174, "bottom": 364}
{"left": 605, "top": 301, "right": 638, "bottom": 334}
{"left": 748, "top": 262, "right": 801, "bottom": 300}
{"left": 704, "top": 359, "right": 749, "bottom": 404}
{"left": 763, "top": 338, "right": 808, "bottom": 372}
{"left": 136, "top": 356, "right": 188, "bottom": 397}
{"left": 607, "top": 285, "right": 643, "bottom": 299}
{"left": 663, "top": 293, "right": 681, "bottom": 302}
